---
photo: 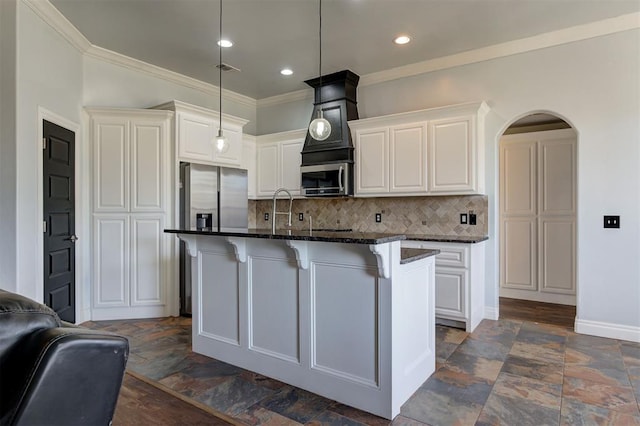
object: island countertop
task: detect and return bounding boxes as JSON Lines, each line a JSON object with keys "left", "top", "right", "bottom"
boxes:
{"left": 164, "top": 228, "right": 406, "bottom": 245}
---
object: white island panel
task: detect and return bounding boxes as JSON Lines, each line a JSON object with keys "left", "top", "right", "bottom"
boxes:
{"left": 249, "top": 256, "right": 300, "bottom": 363}
{"left": 199, "top": 248, "right": 239, "bottom": 345}
{"left": 311, "top": 262, "right": 379, "bottom": 387}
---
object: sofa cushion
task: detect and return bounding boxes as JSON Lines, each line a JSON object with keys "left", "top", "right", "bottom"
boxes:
{"left": 0, "top": 290, "right": 62, "bottom": 359}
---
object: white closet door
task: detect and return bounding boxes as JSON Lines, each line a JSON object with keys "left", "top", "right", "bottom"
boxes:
{"left": 499, "top": 129, "right": 577, "bottom": 304}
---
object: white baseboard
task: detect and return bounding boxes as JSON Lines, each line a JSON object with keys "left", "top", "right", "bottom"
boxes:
{"left": 575, "top": 318, "right": 640, "bottom": 343}
{"left": 484, "top": 306, "right": 499, "bottom": 321}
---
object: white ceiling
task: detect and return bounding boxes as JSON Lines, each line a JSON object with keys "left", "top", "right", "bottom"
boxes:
{"left": 50, "top": 0, "right": 640, "bottom": 100}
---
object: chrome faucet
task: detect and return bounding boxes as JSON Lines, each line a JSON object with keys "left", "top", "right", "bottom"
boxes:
{"left": 271, "top": 188, "right": 292, "bottom": 233}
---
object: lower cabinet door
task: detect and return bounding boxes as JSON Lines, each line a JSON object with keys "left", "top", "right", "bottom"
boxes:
{"left": 130, "top": 215, "right": 165, "bottom": 306}
{"left": 434, "top": 267, "right": 467, "bottom": 320}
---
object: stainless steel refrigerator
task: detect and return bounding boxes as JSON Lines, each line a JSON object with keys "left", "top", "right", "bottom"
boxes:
{"left": 179, "top": 163, "right": 248, "bottom": 315}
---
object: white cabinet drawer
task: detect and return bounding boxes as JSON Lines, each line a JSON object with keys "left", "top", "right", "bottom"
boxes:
{"left": 402, "top": 240, "right": 469, "bottom": 268}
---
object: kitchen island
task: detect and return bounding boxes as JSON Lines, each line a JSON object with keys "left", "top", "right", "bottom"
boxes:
{"left": 165, "top": 228, "right": 438, "bottom": 419}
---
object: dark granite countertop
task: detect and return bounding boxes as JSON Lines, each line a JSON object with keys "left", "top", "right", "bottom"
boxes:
{"left": 164, "top": 228, "right": 406, "bottom": 245}
{"left": 400, "top": 248, "right": 440, "bottom": 264}
{"left": 403, "top": 234, "right": 489, "bottom": 244}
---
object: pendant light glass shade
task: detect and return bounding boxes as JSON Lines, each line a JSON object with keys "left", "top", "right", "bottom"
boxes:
{"left": 309, "top": 0, "right": 331, "bottom": 141}
{"left": 215, "top": 128, "right": 228, "bottom": 153}
{"left": 309, "top": 111, "right": 331, "bottom": 141}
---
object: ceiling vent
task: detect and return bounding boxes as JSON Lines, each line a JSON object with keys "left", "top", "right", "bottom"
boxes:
{"left": 216, "top": 63, "right": 241, "bottom": 72}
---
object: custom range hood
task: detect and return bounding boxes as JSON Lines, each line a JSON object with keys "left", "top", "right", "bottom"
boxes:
{"left": 300, "top": 70, "right": 360, "bottom": 197}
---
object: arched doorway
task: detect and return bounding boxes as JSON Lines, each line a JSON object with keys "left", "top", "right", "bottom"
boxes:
{"left": 498, "top": 112, "right": 577, "bottom": 326}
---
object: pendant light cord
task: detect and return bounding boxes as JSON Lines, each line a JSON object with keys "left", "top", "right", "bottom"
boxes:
{"left": 318, "top": 0, "right": 323, "bottom": 114}
{"left": 219, "top": 0, "right": 223, "bottom": 132}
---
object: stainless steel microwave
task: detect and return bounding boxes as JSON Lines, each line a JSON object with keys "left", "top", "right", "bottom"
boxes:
{"left": 301, "top": 162, "right": 353, "bottom": 197}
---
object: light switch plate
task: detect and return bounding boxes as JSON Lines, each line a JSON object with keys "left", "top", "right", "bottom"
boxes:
{"left": 460, "top": 213, "right": 468, "bottom": 224}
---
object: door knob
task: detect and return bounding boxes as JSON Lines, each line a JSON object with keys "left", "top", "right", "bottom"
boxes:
{"left": 67, "top": 235, "right": 79, "bottom": 243}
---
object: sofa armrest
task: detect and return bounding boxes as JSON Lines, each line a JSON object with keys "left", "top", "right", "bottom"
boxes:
{"left": 1, "top": 327, "right": 129, "bottom": 426}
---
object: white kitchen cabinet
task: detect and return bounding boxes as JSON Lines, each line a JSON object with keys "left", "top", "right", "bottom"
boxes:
{"left": 242, "top": 135, "right": 257, "bottom": 199}
{"left": 349, "top": 101, "right": 488, "bottom": 197}
{"left": 255, "top": 129, "right": 305, "bottom": 198}
{"left": 355, "top": 127, "right": 388, "bottom": 194}
{"left": 87, "top": 108, "right": 175, "bottom": 320}
{"left": 402, "top": 240, "right": 486, "bottom": 332}
{"left": 154, "top": 100, "right": 248, "bottom": 167}
{"left": 353, "top": 123, "right": 426, "bottom": 196}
{"left": 428, "top": 115, "right": 476, "bottom": 193}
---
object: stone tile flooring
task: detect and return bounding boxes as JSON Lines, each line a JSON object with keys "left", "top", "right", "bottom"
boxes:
{"left": 85, "top": 317, "right": 640, "bottom": 425}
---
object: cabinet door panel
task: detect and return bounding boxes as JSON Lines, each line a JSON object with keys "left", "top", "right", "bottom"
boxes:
{"left": 280, "top": 140, "right": 302, "bottom": 195}
{"left": 501, "top": 217, "right": 537, "bottom": 290}
{"left": 131, "top": 122, "right": 163, "bottom": 211}
{"left": 540, "top": 217, "right": 575, "bottom": 294}
{"left": 539, "top": 139, "right": 576, "bottom": 215}
{"left": 356, "top": 128, "right": 388, "bottom": 194}
{"left": 429, "top": 117, "right": 474, "bottom": 192}
{"left": 243, "top": 138, "right": 257, "bottom": 199}
{"left": 178, "top": 112, "right": 214, "bottom": 162}
{"left": 94, "top": 121, "right": 129, "bottom": 212}
{"left": 434, "top": 267, "right": 466, "bottom": 319}
{"left": 130, "top": 216, "right": 164, "bottom": 305}
{"left": 390, "top": 124, "right": 426, "bottom": 192}
{"left": 93, "top": 215, "right": 129, "bottom": 307}
{"left": 257, "top": 143, "right": 279, "bottom": 197}
{"left": 500, "top": 140, "right": 537, "bottom": 216}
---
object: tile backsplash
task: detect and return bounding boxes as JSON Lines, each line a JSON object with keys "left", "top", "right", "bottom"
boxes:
{"left": 249, "top": 195, "right": 488, "bottom": 237}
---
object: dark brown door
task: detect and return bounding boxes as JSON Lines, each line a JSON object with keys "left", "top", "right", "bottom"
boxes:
{"left": 43, "top": 120, "right": 76, "bottom": 323}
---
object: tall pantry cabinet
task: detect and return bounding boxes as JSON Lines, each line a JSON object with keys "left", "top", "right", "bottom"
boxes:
{"left": 87, "top": 108, "right": 175, "bottom": 320}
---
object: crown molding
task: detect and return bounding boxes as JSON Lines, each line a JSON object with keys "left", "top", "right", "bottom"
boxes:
{"left": 360, "top": 12, "right": 640, "bottom": 88}
{"left": 26, "top": 0, "right": 256, "bottom": 109}
{"left": 257, "top": 88, "right": 313, "bottom": 108}
{"left": 261, "top": 12, "right": 640, "bottom": 106}
{"left": 84, "top": 45, "right": 256, "bottom": 108}
{"left": 25, "top": 1, "right": 639, "bottom": 110}
{"left": 23, "top": 0, "right": 91, "bottom": 52}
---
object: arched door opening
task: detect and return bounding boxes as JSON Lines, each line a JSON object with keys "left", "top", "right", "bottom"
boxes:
{"left": 498, "top": 112, "right": 577, "bottom": 328}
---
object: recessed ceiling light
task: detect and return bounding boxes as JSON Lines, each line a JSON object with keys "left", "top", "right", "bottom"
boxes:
{"left": 394, "top": 35, "right": 411, "bottom": 45}
{"left": 280, "top": 68, "right": 293, "bottom": 76}
{"left": 217, "top": 39, "right": 233, "bottom": 48}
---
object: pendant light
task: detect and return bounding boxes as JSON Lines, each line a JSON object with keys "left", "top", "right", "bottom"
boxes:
{"left": 214, "top": 0, "right": 228, "bottom": 153}
{"left": 308, "top": 0, "right": 331, "bottom": 141}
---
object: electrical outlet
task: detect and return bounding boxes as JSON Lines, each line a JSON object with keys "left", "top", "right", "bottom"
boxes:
{"left": 298, "top": 212, "right": 304, "bottom": 221}
{"left": 604, "top": 215, "right": 620, "bottom": 229}
{"left": 469, "top": 213, "right": 477, "bottom": 225}
{"left": 460, "top": 213, "right": 468, "bottom": 224}
{"left": 264, "top": 212, "right": 269, "bottom": 221}
{"left": 375, "top": 213, "right": 382, "bottom": 223}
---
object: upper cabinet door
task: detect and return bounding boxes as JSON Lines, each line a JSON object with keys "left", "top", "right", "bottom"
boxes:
{"left": 177, "top": 112, "right": 214, "bottom": 163}
{"left": 355, "top": 128, "right": 389, "bottom": 195}
{"left": 93, "top": 119, "right": 130, "bottom": 212}
{"left": 428, "top": 116, "right": 475, "bottom": 193}
{"left": 131, "top": 119, "right": 168, "bottom": 212}
{"left": 389, "top": 123, "right": 427, "bottom": 193}
{"left": 280, "top": 140, "right": 303, "bottom": 196}
{"left": 257, "top": 142, "right": 279, "bottom": 197}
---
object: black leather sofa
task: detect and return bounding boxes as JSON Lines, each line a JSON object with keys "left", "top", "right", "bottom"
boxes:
{"left": 0, "top": 289, "right": 129, "bottom": 426}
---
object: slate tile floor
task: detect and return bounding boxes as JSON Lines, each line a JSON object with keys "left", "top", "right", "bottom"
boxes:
{"left": 86, "top": 306, "right": 640, "bottom": 425}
